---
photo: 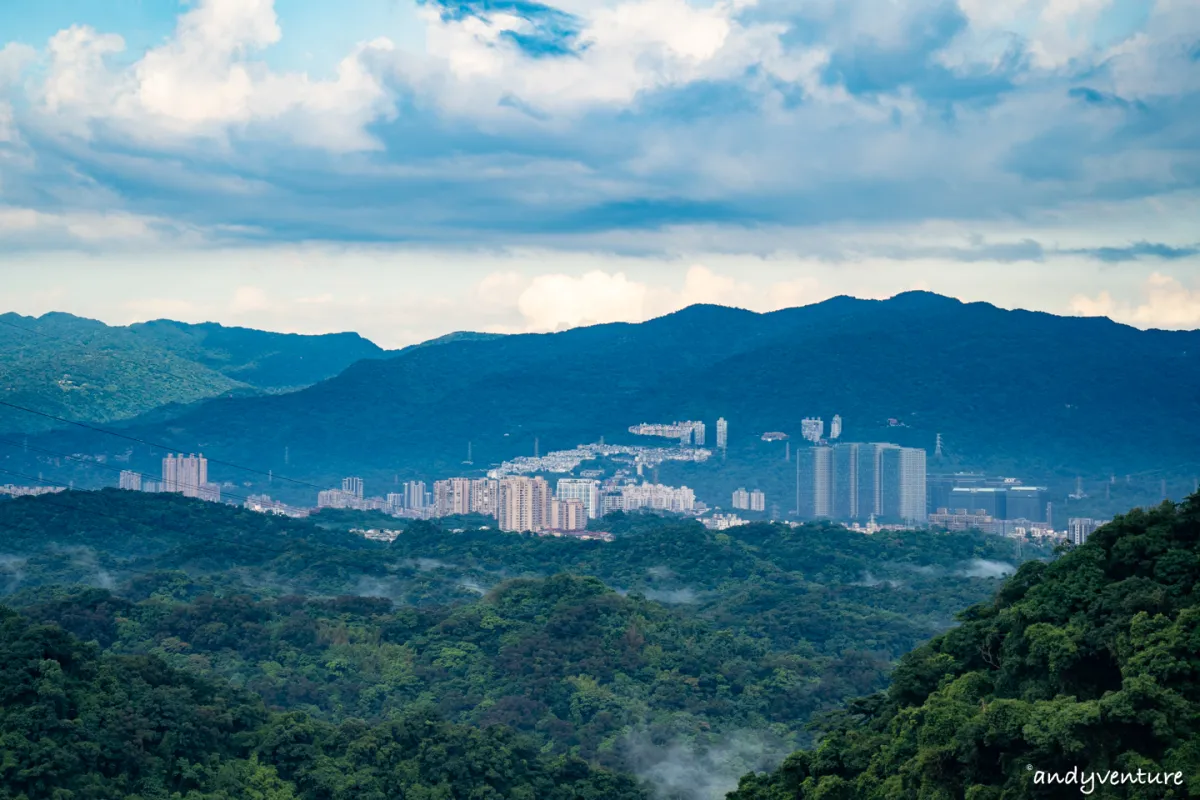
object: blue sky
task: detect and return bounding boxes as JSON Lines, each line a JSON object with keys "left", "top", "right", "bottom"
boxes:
{"left": 0, "top": 0, "right": 1198, "bottom": 346}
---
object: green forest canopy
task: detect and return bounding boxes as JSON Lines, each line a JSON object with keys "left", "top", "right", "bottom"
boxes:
{"left": 0, "top": 490, "right": 1049, "bottom": 798}
{"left": 729, "top": 496, "right": 1200, "bottom": 799}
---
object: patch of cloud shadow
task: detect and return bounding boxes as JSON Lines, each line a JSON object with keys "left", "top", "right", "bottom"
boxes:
{"left": 533, "top": 198, "right": 768, "bottom": 233}
{"left": 1068, "top": 87, "right": 1148, "bottom": 113}
{"left": 818, "top": 2, "right": 1017, "bottom": 109}
{"left": 1072, "top": 241, "right": 1200, "bottom": 262}
{"left": 1002, "top": 130, "right": 1088, "bottom": 182}
{"left": 954, "top": 238, "right": 1045, "bottom": 262}
{"left": 425, "top": 0, "right": 584, "bottom": 59}
{"left": 631, "top": 78, "right": 764, "bottom": 122}
{"left": 498, "top": 94, "right": 552, "bottom": 121}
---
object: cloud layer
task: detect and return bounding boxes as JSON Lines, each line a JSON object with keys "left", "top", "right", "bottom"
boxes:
{"left": 0, "top": 0, "right": 1198, "bottom": 339}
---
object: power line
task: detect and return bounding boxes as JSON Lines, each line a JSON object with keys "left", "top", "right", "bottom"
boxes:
{"left": 0, "top": 399, "right": 325, "bottom": 492}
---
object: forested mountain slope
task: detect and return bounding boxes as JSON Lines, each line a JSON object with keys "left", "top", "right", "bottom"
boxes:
{"left": 0, "top": 490, "right": 1045, "bottom": 797}
{"left": 729, "top": 495, "right": 1200, "bottom": 799}
{"left": 26, "top": 293, "right": 1200, "bottom": 498}
{"left": 0, "top": 312, "right": 381, "bottom": 434}
{"left": 0, "top": 606, "right": 646, "bottom": 800}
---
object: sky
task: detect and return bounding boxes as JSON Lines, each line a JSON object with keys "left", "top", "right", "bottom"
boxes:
{"left": 0, "top": 0, "right": 1197, "bottom": 348}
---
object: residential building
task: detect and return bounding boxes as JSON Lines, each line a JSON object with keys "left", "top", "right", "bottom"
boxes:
{"left": 550, "top": 498, "right": 587, "bottom": 531}
{"left": 342, "top": 477, "right": 364, "bottom": 499}
{"left": 796, "top": 445, "right": 833, "bottom": 519}
{"left": 716, "top": 417, "right": 728, "bottom": 450}
{"left": 470, "top": 478, "right": 500, "bottom": 516}
{"left": 692, "top": 422, "right": 706, "bottom": 446}
{"left": 703, "top": 513, "right": 748, "bottom": 530}
{"left": 118, "top": 470, "right": 142, "bottom": 491}
{"left": 731, "top": 487, "right": 751, "bottom": 510}
{"left": 620, "top": 482, "right": 696, "bottom": 513}
{"left": 498, "top": 476, "right": 551, "bottom": 532}
{"left": 830, "top": 415, "right": 842, "bottom": 440}
{"left": 318, "top": 489, "right": 354, "bottom": 509}
{"left": 433, "top": 477, "right": 473, "bottom": 516}
{"left": 556, "top": 478, "right": 601, "bottom": 519}
{"left": 801, "top": 418, "right": 824, "bottom": 443}
{"left": 601, "top": 491, "right": 625, "bottom": 516}
{"left": 880, "top": 445, "right": 927, "bottom": 524}
{"left": 403, "top": 481, "right": 427, "bottom": 511}
{"left": 831, "top": 442, "right": 861, "bottom": 519}
{"left": 749, "top": 489, "right": 766, "bottom": 512}
{"left": 1069, "top": 517, "right": 1108, "bottom": 546}
{"left": 162, "top": 453, "right": 208, "bottom": 498}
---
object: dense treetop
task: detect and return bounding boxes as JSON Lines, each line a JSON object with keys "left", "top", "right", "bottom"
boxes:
{"left": 728, "top": 495, "right": 1200, "bottom": 799}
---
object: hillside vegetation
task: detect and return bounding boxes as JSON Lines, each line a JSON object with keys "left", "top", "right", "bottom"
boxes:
{"left": 729, "top": 496, "right": 1200, "bottom": 799}
{"left": 0, "top": 312, "right": 381, "bottom": 434}
{"left": 0, "top": 490, "right": 1043, "bottom": 797}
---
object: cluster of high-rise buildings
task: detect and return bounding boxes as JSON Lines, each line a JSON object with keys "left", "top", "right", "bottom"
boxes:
{"left": 118, "top": 454, "right": 221, "bottom": 503}
{"left": 310, "top": 473, "right": 694, "bottom": 533}
{"left": 731, "top": 487, "right": 766, "bottom": 512}
{"left": 925, "top": 473, "right": 1054, "bottom": 534}
{"left": 793, "top": 442, "right": 927, "bottom": 524}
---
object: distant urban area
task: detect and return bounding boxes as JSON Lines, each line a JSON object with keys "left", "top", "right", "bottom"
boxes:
{"left": 0, "top": 413, "right": 1120, "bottom": 549}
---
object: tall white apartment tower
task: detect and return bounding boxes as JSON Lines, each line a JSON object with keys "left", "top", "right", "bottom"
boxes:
{"left": 830, "top": 415, "right": 843, "bottom": 440}
{"left": 470, "top": 478, "right": 500, "bottom": 517}
{"left": 342, "top": 477, "right": 364, "bottom": 499}
{"left": 556, "top": 478, "right": 601, "bottom": 519}
{"left": 716, "top": 418, "right": 728, "bottom": 450}
{"left": 498, "top": 476, "right": 551, "bottom": 532}
{"left": 162, "top": 454, "right": 207, "bottom": 498}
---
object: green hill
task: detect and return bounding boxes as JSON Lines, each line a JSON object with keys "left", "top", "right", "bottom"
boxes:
{"left": 728, "top": 495, "right": 1200, "bottom": 799}
{"left": 0, "top": 605, "right": 646, "bottom": 800}
{"left": 0, "top": 312, "right": 382, "bottom": 434}
{"left": 0, "top": 490, "right": 1046, "bottom": 797}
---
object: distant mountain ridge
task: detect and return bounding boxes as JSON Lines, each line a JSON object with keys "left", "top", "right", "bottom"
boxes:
{"left": 18, "top": 293, "right": 1200, "bottom": 500}
{"left": 0, "top": 312, "right": 384, "bottom": 434}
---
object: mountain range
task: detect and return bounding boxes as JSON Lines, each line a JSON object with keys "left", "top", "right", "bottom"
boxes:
{"left": 10, "top": 293, "right": 1200, "bottom": 505}
{"left": 0, "top": 312, "right": 382, "bottom": 434}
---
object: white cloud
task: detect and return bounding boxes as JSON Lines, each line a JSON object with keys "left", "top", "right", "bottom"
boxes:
{"left": 1070, "top": 272, "right": 1200, "bottom": 329}
{"left": 230, "top": 285, "right": 271, "bottom": 314}
{"left": 396, "top": 0, "right": 834, "bottom": 119}
{"left": 33, "top": 0, "right": 395, "bottom": 151}
{"left": 0, "top": 205, "right": 178, "bottom": 244}
{"left": 516, "top": 270, "right": 649, "bottom": 330}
